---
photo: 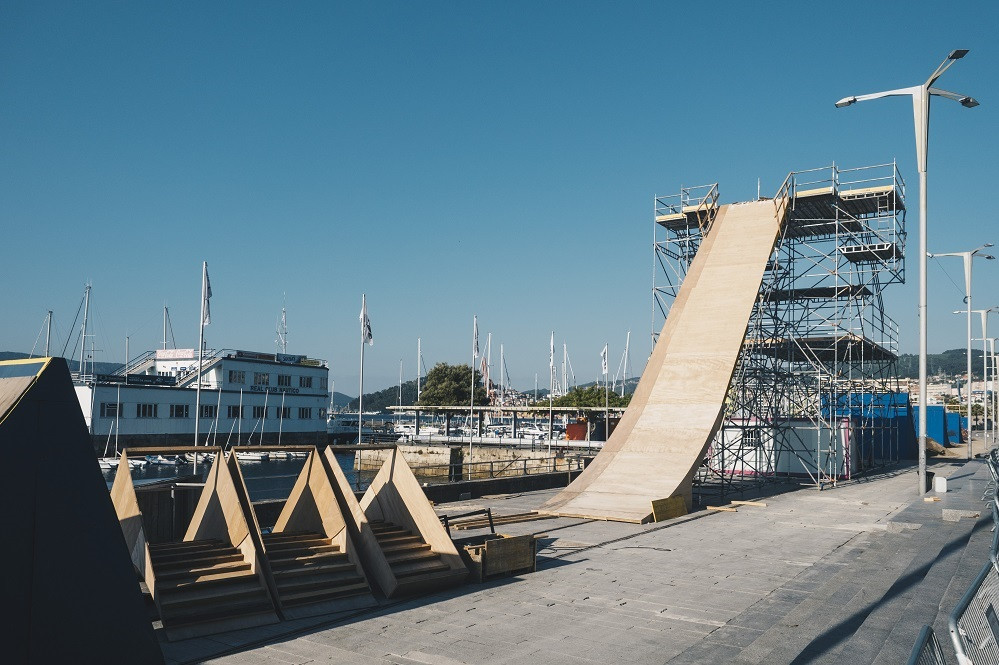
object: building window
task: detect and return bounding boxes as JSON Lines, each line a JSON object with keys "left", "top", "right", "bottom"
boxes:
{"left": 279, "top": 407, "right": 290, "bottom": 419}
{"left": 319, "top": 377, "right": 328, "bottom": 390}
{"left": 228, "top": 370, "right": 245, "bottom": 384}
{"left": 227, "top": 405, "right": 243, "bottom": 419}
{"left": 299, "top": 376, "right": 313, "bottom": 389}
{"left": 201, "top": 404, "right": 217, "bottom": 419}
{"left": 254, "top": 372, "right": 270, "bottom": 386}
{"left": 136, "top": 403, "right": 158, "bottom": 418}
{"left": 319, "top": 407, "right": 327, "bottom": 419}
{"left": 298, "top": 407, "right": 312, "bottom": 420}
{"left": 252, "top": 405, "right": 266, "bottom": 419}
{"left": 278, "top": 374, "right": 291, "bottom": 387}
{"left": 744, "top": 429, "right": 762, "bottom": 447}
{"left": 169, "top": 404, "right": 189, "bottom": 418}
{"left": 100, "top": 402, "right": 122, "bottom": 418}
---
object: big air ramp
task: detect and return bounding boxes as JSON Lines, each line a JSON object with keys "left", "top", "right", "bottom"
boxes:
{"left": 0, "top": 358, "right": 163, "bottom": 663}
{"left": 543, "top": 198, "right": 787, "bottom": 523}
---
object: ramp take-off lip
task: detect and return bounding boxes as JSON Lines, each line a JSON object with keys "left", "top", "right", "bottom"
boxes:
{"left": 542, "top": 198, "right": 787, "bottom": 523}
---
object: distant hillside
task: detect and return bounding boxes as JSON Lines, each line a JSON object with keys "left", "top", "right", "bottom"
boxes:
{"left": 897, "top": 349, "right": 986, "bottom": 379}
{"left": 0, "top": 351, "right": 122, "bottom": 375}
{"left": 348, "top": 379, "right": 418, "bottom": 412}
{"left": 331, "top": 391, "right": 353, "bottom": 409}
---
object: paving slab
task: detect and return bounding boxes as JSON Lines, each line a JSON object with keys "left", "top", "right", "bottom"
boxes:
{"left": 155, "top": 455, "right": 999, "bottom": 665}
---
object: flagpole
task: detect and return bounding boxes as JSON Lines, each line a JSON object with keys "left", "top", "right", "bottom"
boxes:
{"left": 469, "top": 315, "right": 477, "bottom": 459}
{"left": 194, "top": 261, "right": 206, "bottom": 473}
{"left": 604, "top": 342, "right": 609, "bottom": 444}
{"left": 359, "top": 294, "right": 366, "bottom": 446}
{"left": 548, "top": 331, "right": 554, "bottom": 454}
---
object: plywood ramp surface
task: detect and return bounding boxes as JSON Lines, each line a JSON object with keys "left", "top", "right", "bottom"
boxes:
{"left": 542, "top": 200, "right": 785, "bottom": 523}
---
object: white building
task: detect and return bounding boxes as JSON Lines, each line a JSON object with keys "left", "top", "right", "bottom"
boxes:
{"left": 75, "top": 348, "right": 330, "bottom": 451}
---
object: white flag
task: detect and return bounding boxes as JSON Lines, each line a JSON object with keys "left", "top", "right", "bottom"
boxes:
{"left": 473, "top": 315, "right": 479, "bottom": 358}
{"left": 360, "top": 295, "right": 373, "bottom": 346}
{"left": 202, "top": 263, "right": 212, "bottom": 326}
{"left": 601, "top": 344, "right": 608, "bottom": 375}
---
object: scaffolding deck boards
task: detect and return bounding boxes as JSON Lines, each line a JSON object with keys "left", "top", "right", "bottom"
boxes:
{"left": 543, "top": 199, "right": 786, "bottom": 523}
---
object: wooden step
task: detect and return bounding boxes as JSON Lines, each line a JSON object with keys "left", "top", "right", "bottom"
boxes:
{"left": 272, "top": 560, "right": 358, "bottom": 579}
{"left": 158, "top": 578, "right": 263, "bottom": 608}
{"left": 149, "top": 539, "right": 225, "bottom": 554}
{"left": 153, "top": 551, "right": 245, "bottom": 570}
{"left": 156, "top": 560, "right": 251, "bottom": 582}
{"left": 161, "top": 595, "right": 273, "bottom": 627}
{"left": 158, "top": 567, "right": 257, "bottom": 590}
{"left": 380, "top": 541, "right": 431, "bottom": 555}
{"left": 151, "top": 543, "right": 239, "bottom": 562}
{"left": 265, "top": 540, "right": 337, "bottom": 555}
{"left": 276, "top": 573, "right": 365, "bottom": 595}
{"left": 374, "top": 533, "right": 423, "bottom": 546}
{"left": 261, "top": 531, "right": 314, "bottom": 542}
{"left": 279, "top": 582, "right": 370, "bottom": 606}
{"left": 268, "top": 551, "right": 349, "bottom": 568}
{"left": 384, "top": 548, "right": 440, "bottom": 566}
{"left": 392, "top": 559, "right": 451, "bottom": 579}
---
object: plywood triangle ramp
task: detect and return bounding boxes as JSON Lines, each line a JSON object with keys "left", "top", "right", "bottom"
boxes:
{"left": 244, "top": 448, "right": 377, "bottom": 619}
{"left": 542, "top": 199, "right": 786, "bottom": 523}
{"left": 321, "top": 448, "right": 467, "bottom": 597}
{"left": 134, "top": 448, "right": 280, "bottom": 640}
{"left": 1, "top": 357, "right": 163, "bottom": 663}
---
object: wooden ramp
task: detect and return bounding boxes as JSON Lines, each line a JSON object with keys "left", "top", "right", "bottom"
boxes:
{"left": 231, "top": 447, "right": 376, "bottom": 619}
{"left": 112, "top": 447, "right": 280, "bottom": 640}
{"left": 323, "top": 447, "right": 468, "bottom": 597}
{"left": 2, "top": 358, "right": 163, "bottom": 663}
{"left": 542, "top": 199, "right": 787, "bottom": 523}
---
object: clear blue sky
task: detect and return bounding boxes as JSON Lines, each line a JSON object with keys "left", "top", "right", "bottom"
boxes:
{"left": 2, "top": 1, "right": 997, "bottom": 394}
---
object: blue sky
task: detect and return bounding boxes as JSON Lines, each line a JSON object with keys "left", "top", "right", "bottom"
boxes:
{"left": 2, "top": 1, "right": 997, "bottom": 393}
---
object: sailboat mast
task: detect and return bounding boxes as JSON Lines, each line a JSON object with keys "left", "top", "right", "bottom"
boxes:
{"left": 80, "top": 284, "right": 91, "bottom": 376}
{"left": 416, "top": 338, "right": 421, "bottom": 400}
{"left": 45, "top": 311, "right": 52, "bottom": 356}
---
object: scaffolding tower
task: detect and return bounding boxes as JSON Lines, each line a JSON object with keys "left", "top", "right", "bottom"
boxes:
{"left": 653, "top": 162, "right": 908, "bottom": 496}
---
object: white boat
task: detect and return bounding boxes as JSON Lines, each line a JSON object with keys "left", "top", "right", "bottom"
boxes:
{"left": 145, "top": 454, "right": 183, "bottom": 466}
{"left": 327, "top": 415, "right": 374, "bottom": 444}
{"left": 98, "top": 457, "right": 119, "bottom": 470}
{"left": 236, "top": 451, "right": 270, "bottom": 462}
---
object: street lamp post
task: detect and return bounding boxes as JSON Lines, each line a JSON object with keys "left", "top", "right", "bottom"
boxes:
{"left": 933, "top": 245, "right": 995, "bottom": 457}
{"left": 970, "top": 308, "right": 999, "bottom": 443}
{"left": 836, "top": 50, "right": 979, "bottom": 493}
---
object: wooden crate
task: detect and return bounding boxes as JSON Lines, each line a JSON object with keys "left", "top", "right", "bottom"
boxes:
{"left": 457, "top": 533, "right": 538, "bottom": 582}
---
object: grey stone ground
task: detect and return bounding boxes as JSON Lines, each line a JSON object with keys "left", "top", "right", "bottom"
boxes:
{"left": 162, "top": 443, "right": 994, "bottom": 665}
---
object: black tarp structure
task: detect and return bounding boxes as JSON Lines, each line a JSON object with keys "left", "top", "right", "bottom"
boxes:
{"left": 0, "top": 357, "right": 163, "bottom": 663}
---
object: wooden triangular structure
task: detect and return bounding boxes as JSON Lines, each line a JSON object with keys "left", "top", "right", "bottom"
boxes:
{"left": 323, "top": 447, "right": 467, "bottom": 597}
{"left": 111, "top": 447, "right": 280, "bottom": 641}
{"left": 1, "top": 357, "right": 162, "bottom": 663}
{"left": 229, "top": 447, "right": 376, "bottom": 619}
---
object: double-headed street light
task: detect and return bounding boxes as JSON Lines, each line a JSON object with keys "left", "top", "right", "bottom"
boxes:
{"left": 836, "top": 50, "right": 979, "bottom": 493}
{"left": 934, "top": 246, "right": 995, "bottom": 457}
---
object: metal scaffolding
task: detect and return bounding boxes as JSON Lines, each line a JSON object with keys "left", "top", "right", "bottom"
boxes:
{"left": 653, "top": 162, "right": 908, "bottom": 498}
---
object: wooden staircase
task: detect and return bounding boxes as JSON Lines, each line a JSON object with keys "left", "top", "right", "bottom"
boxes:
{"left": 261, "top": 531, "right": 370, "bottom": 607}
{"left": 369, "top": 520, "right": 454, "bottom": 581}
{"left": 149, "top": 539, "right": 274, "bottom": 634}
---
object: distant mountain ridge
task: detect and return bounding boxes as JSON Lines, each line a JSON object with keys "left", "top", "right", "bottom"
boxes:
{"left": 0, "top": 351, "right": 122, "bottom": 375}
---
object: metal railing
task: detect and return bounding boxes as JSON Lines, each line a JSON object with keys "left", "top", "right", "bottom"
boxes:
{"left": 947, "top": 447, "right": 999, "bottom": 664}
{"left": 909, "top": 625, "right": 947, "bottom": 665}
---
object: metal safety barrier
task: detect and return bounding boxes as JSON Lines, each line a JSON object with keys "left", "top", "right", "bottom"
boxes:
{"left": 909, "top": 625, "right": 947, "bottom": 665}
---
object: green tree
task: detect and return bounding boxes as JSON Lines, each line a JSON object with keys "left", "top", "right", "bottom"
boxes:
{"left": 540, "top": 385, "right": 631, "bottom": 408}
{"left": 418, "top": 363, "right": 488, "bottom": 406}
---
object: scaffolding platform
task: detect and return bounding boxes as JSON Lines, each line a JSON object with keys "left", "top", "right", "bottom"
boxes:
{"left": 840, "top": 242, "right": 903, "bottom": 263}
{"left": 749, "top": 334, "right": 897, "bottom": 363}
{"left": 763, "top": 285, "right": 873, "bottom": 302}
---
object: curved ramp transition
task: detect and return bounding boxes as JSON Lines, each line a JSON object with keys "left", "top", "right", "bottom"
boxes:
{"left": 542, "top": 199, "right": 785, "bottom": 523}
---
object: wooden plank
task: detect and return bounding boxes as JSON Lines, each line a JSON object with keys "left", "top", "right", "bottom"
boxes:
{"left": 650, "top": 496, "right": 687, "bottom": 522}
{"left": 730, "top": 500, "right": 767, "bottom": 507}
